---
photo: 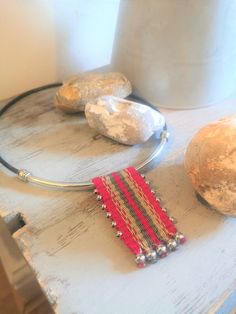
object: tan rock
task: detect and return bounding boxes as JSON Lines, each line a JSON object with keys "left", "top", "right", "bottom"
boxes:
{"left": 54, "top": 72, "right": 132, "bottom": 113}
{"left": 85, "top": 96, "right": 165, "bottom": 145}
{"left": 185, "top": 115, "right": 236, "bottom": 216}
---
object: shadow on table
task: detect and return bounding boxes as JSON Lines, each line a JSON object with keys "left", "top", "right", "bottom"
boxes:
{"left": 0, "top": 162, "right": 225, "bottom": 274}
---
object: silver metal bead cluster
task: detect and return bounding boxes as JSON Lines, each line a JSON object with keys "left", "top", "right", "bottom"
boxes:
{"left": 169, "top": 217, "right": 177, "bottom": 224}
{"left": 134, "top": 233, "right": 187, "bottom": 267}
{"left": 156, "top": 244, "right": 168, "bottom": 258}
{"left": 97, "top": 195, "right": 102, "bottom": 201}
{"left": 106, "top": 212, "right": 111, "bottom": 218}
{"left": 175, "top": 232, "right": 186, "bottom": 244}
{"left": 134, "top": 233, "right": 186, "bottom": 267}
{"left": 116, "top": 231, "right": 122, "bottom": 238}
{"left": 167, "top": 239, "right": 178, "bottom": 251}
{"left": 135, "top": 243, "right": 168, "bottom": 267}
{"left": 111, "top": 221, "right": 117, "bottom": 228}
{"left": 135, "top": 254, "right": 146, "bottom": 267}
{"left": 146, "top": 250, "right": 158, "bottom": 264}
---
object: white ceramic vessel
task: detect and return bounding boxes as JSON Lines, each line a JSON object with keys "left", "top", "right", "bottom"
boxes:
{"left": 112, "top": 0, "right": 236, "bottom": 109}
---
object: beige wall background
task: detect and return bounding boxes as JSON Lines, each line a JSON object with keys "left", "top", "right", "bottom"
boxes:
{"left": 0, "top": 0, "right": 120, "bottom": 100}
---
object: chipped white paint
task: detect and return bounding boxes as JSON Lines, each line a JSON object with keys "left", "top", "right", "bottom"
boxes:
{"left": 0, "top": 88, "right": 236, "bottom": 314}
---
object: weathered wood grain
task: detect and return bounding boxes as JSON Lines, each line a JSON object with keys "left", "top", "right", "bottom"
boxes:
{"left": 0, "top": 88, "right": 236, "bottom": 314}
{"left": 0, "top": 262, "right": 21, "bottom": 314}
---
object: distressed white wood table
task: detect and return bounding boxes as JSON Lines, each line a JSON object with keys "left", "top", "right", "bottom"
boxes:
{"left": 0, "top": 88, "right": 236, "bottom": 314}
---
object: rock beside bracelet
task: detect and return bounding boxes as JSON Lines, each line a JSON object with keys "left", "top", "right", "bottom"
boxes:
{"left": 85, "top": 96, "right": 165, "bottom": 145}
{"left": 54, "top": 72, "right": 132, "bottom": 113}
{"left": 185, "top": 115, "right": 236, "bottom": 216}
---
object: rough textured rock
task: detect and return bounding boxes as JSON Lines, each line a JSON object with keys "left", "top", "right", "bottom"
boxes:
{"left": 85, "top": 96, "right": 165, "bottom": 145}
{"left": 54, "top": 72, "right": 132, "bottom": 113}
{"left": 185, "top": 115, "right": 236, "bottom": 216}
